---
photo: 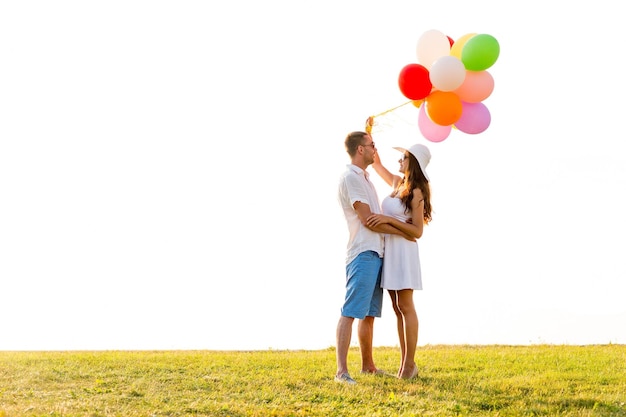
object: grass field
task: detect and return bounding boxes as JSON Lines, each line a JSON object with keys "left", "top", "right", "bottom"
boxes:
{"left": 1, "top": 345, "right": 625, "bottom": 416}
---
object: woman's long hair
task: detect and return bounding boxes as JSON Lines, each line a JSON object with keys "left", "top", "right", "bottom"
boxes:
{"left": 397, "top": 153, "right": 432, "bottom": 224}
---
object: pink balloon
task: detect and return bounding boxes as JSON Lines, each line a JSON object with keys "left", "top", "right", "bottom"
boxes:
{"left": 454, "top": 70, "right": 494, "bottom": 103}
{"left": 418, "top": 104, "right": 451, "bottom": 142}
{"left": 455, "top": 102, "right": 491, "bottom": 134}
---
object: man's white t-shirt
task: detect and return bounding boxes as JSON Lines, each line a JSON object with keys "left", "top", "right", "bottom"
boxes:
{"left": 337, "top": 164, "right": 384, "bottom": 265}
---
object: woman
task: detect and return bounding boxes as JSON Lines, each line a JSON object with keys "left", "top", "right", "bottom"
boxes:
{"left": 367, "top": 143, "right": 432, "bottom": 379}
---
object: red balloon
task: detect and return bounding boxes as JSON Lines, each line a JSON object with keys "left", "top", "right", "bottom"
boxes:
{"left": 447, "top": 36, "right": 454, "bottom": 47}
{"left": 398, "top": 63, "right": 432, "bottom": 100}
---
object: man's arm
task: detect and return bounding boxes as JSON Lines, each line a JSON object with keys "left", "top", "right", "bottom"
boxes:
{"left": 354, "top": 201, "right": 415, "bottom": 241}
{"left": 366, "top": 188, "right": 425, "bottom": 240}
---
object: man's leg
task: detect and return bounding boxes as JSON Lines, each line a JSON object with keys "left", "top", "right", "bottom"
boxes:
{"left": 358, "top": 315, "right": 377, "bottom": 373}
{"left": 339, "top": 251, "right": 382, "bottom": 377}
{"left": 336, "top": 315, "right": 354, "bottom": 377}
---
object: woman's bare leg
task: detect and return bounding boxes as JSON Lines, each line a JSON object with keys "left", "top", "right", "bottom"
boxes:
{"left": 388, "top": 290, "right": 405, "bottom": 376}
{"left": 396, "top": 289, "right": 418, "bottom": 379}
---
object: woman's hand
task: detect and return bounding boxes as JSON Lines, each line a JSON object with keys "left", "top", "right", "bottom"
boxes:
{"left": 366, "top": 214, "right": 390, "bottom": 228}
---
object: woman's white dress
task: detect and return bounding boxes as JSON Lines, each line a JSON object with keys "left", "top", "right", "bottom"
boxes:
{"left": 380, "top": 196, "right": 423, "bottom": 290}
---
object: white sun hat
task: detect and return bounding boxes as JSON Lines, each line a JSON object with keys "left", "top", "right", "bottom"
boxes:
{"left": 393, "top": 143, "right": 431, "bottom": 181}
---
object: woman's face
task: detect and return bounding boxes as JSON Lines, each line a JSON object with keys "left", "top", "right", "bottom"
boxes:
{"left": 399, "top": 153, "right": 409, "bottom": 173}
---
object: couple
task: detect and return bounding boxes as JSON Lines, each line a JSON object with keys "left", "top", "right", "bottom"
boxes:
{"left": 335, "top": 131, "right": 432, "bottom": 385}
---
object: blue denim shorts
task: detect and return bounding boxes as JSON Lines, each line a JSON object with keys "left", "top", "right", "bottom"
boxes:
{"left": 341, "top": 251, "right": 383, "bottom": 319}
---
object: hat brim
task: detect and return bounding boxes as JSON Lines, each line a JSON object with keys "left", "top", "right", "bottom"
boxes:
{"left": 392, "top": 146, "right": 429, "bottom": 181}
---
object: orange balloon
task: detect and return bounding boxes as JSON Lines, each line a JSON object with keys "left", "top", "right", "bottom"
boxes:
{"left": 425, "top": 91, "right": 462, "bottom": 126}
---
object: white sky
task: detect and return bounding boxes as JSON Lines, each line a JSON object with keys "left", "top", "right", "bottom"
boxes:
{"left": 1, "top": 1, "right": 625, "bottom": 350}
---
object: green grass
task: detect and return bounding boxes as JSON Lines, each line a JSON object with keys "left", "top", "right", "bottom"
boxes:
{"left": 1, "top": 345, "right": 625, "bottom": 416}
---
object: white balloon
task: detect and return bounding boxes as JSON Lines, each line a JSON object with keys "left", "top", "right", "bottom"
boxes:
{"left": 429, "top": 55, "right": 466, "bottom": 91}
{"left": 416, "top": 29, "right": 450, "bottom": 69}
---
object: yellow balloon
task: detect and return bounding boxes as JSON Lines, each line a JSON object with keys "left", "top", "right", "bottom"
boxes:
{"left": 450, "top": 33, "right": 477, "bottom": 59}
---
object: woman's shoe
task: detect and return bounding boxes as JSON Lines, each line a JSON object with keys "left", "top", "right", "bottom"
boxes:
{"left": 399, "top": 364, "right": 418, "bottom": 380}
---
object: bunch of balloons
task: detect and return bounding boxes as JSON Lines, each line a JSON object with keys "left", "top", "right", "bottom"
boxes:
{"left": 398, "top": 29, "right": 499, "bottom": 142}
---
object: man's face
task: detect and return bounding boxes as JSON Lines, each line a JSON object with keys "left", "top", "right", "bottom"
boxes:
{"left": 360, "top": 135, "right": 377, "bottom": 164}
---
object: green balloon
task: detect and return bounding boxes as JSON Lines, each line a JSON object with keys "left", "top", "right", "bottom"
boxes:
{"left": 461, "top": 34, "right": 500, "bottom": 71}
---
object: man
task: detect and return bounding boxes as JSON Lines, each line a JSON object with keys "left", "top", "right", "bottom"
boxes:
{"left": 335, "top": 131, "right": 414, "bottom": 384}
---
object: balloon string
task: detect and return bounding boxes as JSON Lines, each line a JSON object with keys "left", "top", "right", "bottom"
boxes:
{"left": 365, "top": 100, "right": 414, "bottom": 133}
{"left": 374, "top": 100, "right": 413, "bottom": 117}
